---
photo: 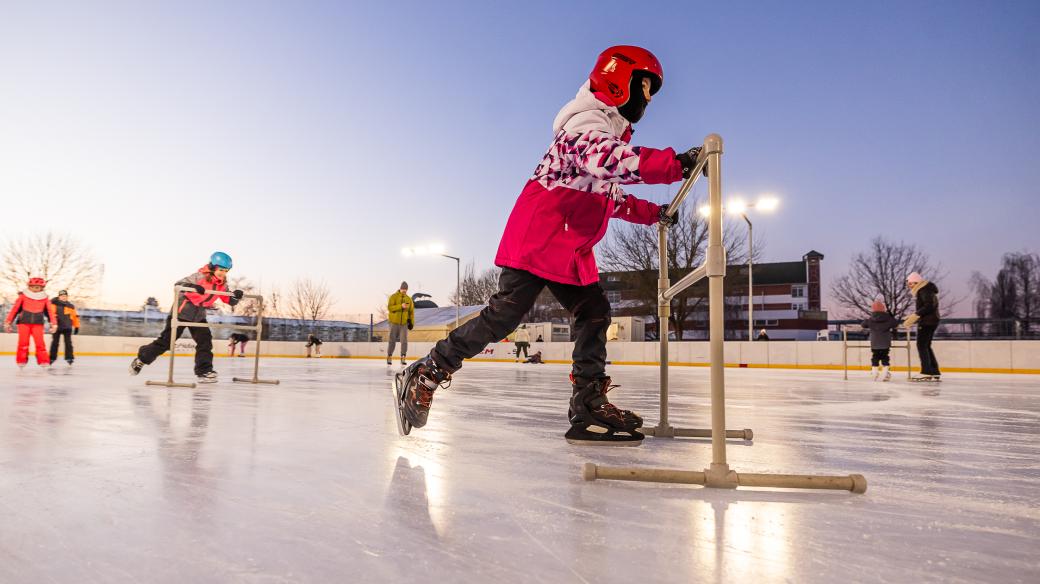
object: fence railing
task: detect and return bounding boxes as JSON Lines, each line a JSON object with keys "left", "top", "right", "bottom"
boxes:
{"left": 827, "top": 318, "right": 1040, "bottom": 340}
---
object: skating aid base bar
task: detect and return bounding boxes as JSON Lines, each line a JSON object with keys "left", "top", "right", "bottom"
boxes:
{"left": 232, "top": 377, "right": 280, "bottom": 384}
{"left": 146, "top": 380, "right": 197, "bottom": 389}
{"left": 643, "top": 426, "right": 753, "bottom": 440}
{"left": 583, "top": 462, "right": 867, "bottom": 493}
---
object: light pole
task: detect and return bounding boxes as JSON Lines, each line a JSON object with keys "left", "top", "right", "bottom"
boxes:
{"left": 740, "top": 211, "right": 754, "bottom": 341}
{"left": 732, "top": 197, "right": 778, "bottom": 341}
{"left": 442, "top": 253, "right": 460, "bottom": 330}
{"left": 401, "top": 243, "right": 461, "bottom": 331}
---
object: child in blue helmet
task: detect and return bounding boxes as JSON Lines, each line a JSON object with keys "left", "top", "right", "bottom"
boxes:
{"left": 130, "top": 251, "right": 243, "bottom": 383}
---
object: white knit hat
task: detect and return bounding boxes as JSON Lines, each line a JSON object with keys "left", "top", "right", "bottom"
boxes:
{"left": 906, "top": 272, "right": 924, "bottom": 285}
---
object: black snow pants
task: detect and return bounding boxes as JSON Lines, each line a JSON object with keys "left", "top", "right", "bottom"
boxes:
{"left": 916, "top": 324, "right": 940, "bottom": 376}
{"left": 138, "top": 315, "right": 214, "bottom": 375}
{"left": 431, "top": 268, "right": 610, "bottom": 379}
{"left": 870, "top": 349, "right": 890, "bottom": 367}
{"left": 49, "top": 328, "right": 75, "bottom": 363}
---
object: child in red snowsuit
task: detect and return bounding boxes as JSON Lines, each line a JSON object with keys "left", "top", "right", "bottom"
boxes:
{"left": 4, "top": 277, "right": 58, "bottom": 367}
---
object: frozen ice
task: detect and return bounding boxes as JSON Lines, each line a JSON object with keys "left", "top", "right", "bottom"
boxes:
{"left": 1, "top": 357, "right": 1037, "bottom": 583}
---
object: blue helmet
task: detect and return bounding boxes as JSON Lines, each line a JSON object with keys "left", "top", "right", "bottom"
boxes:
{"left": 209, "top": 251, "right": 233, "bottom": 270}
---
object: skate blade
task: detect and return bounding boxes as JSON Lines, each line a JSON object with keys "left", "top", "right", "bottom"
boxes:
{"left": 565, "top": 437, "right": 643, "bottom": 447}
{"left": 390, "top": 373, "right": 412, "bottom": 436}
{"left": 565, "top": 428, "right": 644, "bottom": 446}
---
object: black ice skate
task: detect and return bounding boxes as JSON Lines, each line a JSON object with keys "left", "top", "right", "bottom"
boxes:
{"left": 565, "top": 375, "right": 644, "bottom": 446}
{"left": 391, "top": 355, "right": 451, "bottom": 436}
{"left": 129, "top": 358, "right": 144, "bottom": 376}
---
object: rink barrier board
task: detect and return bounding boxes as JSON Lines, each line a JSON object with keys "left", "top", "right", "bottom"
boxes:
{"left": 2, "top": 339, "right": 1039, "bottom": 375}
{"left": 4, "top": 350, "right": 1039, "bottom": 374}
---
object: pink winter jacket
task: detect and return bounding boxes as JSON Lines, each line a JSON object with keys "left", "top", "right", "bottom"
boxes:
{"left": 495, "top": 82, "right": 683, "bottom": 286}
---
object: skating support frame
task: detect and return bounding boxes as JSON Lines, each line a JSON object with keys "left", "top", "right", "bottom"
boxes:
{"left": 146, "top": 287, "right": 280, "bottom": 389}
{"left": 843, "top": 327, "right": 912, "bottom": 380}
{"left": 644, "top": 139, "right": 752, "bottom": 442}
{"left": 583, "top": 134, "right": 867, "bottom": 494}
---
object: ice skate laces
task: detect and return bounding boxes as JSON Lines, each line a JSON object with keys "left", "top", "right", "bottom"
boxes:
{"left": 416, "top": 365, "right": 452, "bottom": 406}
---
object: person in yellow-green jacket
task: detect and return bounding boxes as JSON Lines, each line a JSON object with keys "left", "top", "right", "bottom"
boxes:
{"left": 387, "top": 281, "right": 414, "bottom": 365}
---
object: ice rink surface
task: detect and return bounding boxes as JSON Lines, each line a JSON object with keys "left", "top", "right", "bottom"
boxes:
{"left": 1, "top": 357, "right": 1037, "bottom": 583}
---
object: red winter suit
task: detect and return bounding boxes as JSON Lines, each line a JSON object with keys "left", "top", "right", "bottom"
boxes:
{"left": 430, "top": 82, "right": 684, "bottom": 379}
{"left": 136, "top": 266, "right": 231, "bottom": 375}
{"left": 5, "top": 290, "right": 58, "bottom": 365}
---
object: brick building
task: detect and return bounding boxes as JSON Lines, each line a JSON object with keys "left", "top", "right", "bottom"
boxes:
{"left": 601, "top": 250, "right": 828, "bottom": 340}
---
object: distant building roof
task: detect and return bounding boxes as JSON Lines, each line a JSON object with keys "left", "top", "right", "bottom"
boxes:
{"left": 728, "top": 261, "right": 808, "bottom": 285}
{"left": 374, "top": 305, "right": 486, "bottom": 329}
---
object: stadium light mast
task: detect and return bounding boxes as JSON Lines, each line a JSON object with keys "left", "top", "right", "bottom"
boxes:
{"left": 402, "top": 243, "right": 460, "bottom": 330}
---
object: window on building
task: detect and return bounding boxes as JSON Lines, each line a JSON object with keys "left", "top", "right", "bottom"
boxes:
{"left": 607, "top": 275, "right": 621, "bottom": 282}
{"left": 791, "top": 285, "right": 806, "bottom": 298}
{"left": 607, "top": 290, "right": 622, "bottom": 303}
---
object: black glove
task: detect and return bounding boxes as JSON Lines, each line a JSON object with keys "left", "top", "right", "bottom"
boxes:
{"left": 228, "top": 297, "right": 240, "bottom": 307}
{"left": 233, "top": 289, "right": 244, "bottom": 300}
{"left": 658, "top": 204, "right": 679, "bottom": 227}
{"left": 191, "top": 284, "right": 205, "bottom": 294}
{"left": 675, "top": 146, "right": 704, "bottom": 179}
{"left": 407, "top": 319, "right": 414, "bottom": 331}
{"left": 74, "top": 328, "right": 79, "bottom": 335}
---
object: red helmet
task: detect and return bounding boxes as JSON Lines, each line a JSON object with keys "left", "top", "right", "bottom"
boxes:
{"left": 588, "top": 45, "right": 663, "bottom": 107}
{"left": 28, "top": 277, "right": 46, "bottom": 287}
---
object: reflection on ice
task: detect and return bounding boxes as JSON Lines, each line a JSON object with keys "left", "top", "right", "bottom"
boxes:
{"left": 0, "top": 357, "right": 1036, "bottom": 583}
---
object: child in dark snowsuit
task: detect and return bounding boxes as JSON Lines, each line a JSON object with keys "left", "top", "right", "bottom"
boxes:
{"left": 129, "top": 252, "right": 242, "bottom": 383}
{"left": 861, "top": 299, "right": 900, "bottom": 381}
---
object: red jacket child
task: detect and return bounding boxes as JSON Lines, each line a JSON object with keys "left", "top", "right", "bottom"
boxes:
{"left": 4, "top": 277, "right": 58, "bottom": 367}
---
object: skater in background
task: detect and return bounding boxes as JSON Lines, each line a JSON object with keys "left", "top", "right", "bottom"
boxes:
{"left": 535, "top": 334, "right": 544, "bottom": 342}
{"left": 386, "top": 282, "right": 414, "bottom": 365}
{"left": 513, "top": 324, "right": 531, "bottom": 362}
{"left": 305, "top": 333, "right": 323, "bottom": 358}
{"left": 524, "top": 350, "right": 544, "bottom": 364}
{"left": 903, "top": 272, "right": 941, "bottom": 381}
{"left": 228, "top": 332, "right": 249, "bottom": 357}
{"left": 397, "top": 45, "right": 696, "bottom": 444}
{"left": 862, "top": 298, "right": 899, "bottom": 381}
{"left": 4, "top": 277, "right": 57, "bottom": 368}
{"left": 129, "top": 252, "right": 242, "bottom": 383}
{"left": 49, "top": 290, "right": 80, "bottom": 365}
{"left": 756, "top": 328, "right": 770, "bottom": 341}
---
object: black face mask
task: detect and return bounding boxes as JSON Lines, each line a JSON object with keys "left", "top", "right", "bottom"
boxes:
{"left": 618, "top": 73, "right": 652, "bottom": 124}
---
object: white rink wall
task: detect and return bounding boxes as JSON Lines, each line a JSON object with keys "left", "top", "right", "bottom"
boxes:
{"left": 2, "top": 333, "right": 1038, "bottom": 374}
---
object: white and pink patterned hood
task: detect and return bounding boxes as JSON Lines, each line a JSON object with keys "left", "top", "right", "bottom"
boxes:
{"left": 494, "top": 82, "right": 684, "bottom": 286}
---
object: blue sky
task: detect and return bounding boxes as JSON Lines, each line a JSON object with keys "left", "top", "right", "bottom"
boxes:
{"left": 1, "top": 1, "right": 1037, "bottom": 316}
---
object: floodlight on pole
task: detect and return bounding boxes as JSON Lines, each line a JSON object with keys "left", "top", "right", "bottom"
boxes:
{"left": 739, "top": 196, "right": 780, "bottom": 341}
{"left": 402, "top": 242, "right": 461, "bottom": 330}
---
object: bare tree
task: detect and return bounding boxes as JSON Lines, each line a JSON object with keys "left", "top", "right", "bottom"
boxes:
{"left": 831, "top": 236, "right": 945, "bottom": 319}
{"left": 600, "top": 196, "right": 755, "bottom": 339}
{"left": 286, "top": 278, "right": 333, "bottom": 322}
{"left": 451, "top": 261, "right": 501, "bottom": 306}
{"left": 1, "top": 232, "right": 101, "bottom": 301}
{"left": 970, "top": 251, "right": 1039, "bottom": 333}
{"left": 221, "top": 276, "right": 259, "bottom": 316}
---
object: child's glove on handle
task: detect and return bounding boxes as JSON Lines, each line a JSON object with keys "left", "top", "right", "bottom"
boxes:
{"left": 658, "top": 204, "right": 679, "bottom": 227}
{"left": 675, "top": 146, "right": 704, "bottom": 179}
